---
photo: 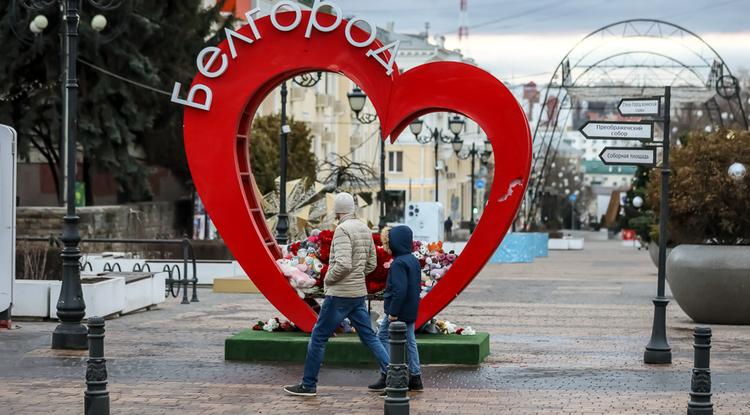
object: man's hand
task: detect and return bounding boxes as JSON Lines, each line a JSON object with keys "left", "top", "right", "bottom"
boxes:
{"left": 388, "top": 315, "right": 398, "bottom": 321}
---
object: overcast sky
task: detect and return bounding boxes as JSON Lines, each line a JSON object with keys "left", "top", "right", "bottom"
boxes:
{"left": 342, "top": 0, "right": 750, "bottom": 83}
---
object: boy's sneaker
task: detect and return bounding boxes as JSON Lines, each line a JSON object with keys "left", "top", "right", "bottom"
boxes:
{"left": 283, "top": 383, "right": 317, "bottom": 396}
{"left": 408, "top": 375, "right": 424, "bottom": 391}
{"left": 368, "top": 373, "right": 387, "bottom": 391}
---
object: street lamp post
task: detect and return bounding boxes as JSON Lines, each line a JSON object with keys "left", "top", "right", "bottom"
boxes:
{"left": 52, "top": 0, "right": 87, "bottom": 350}
{"left": 453, "top": 135, "right": 492, "bottom": 233}
{"left": 275, "top": 72, "right": 321, "bottom": 245}
{"left": 346, "top": 87, "right": 384, "bottom": 230}
{"left": 409, "top": 115, "right": 465, "bottom": 203}
{"left": 276, "top": 82, "right": 290, "bottom": 245}
{"left": 14, "top": 0, "right": 122, "bottom": 349}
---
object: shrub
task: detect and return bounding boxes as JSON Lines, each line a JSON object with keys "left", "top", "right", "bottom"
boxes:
{"left": 647, "top": 129, "right": 750, "bottom": 245}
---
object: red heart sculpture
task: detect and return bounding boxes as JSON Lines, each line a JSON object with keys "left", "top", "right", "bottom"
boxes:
{"left": 182, "top": 12, "right": 531, "bottom": 332}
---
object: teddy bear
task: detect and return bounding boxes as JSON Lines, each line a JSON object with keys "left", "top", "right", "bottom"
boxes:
{"left": 312, "top": 258, "right": 324, "bottom": 275}
{"left": 429, "top": 265, "right": 448, "bottom": 280}
{"left": 277, "top": 259, "right": 317, "bottom": 298}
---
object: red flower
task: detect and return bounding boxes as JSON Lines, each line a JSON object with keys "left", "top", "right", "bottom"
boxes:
{"left": 366, "top": 279, "right": 386, "bottom": 293}
{"left": 319, "top": 246, "right": 331, "bottom": 263}
{"left": 315, "top": 230, "right": 334, "bottom": 263}
{"left": 289, "top": 241, "right": 301, "bottom": 256}
{"left": 365, "top": 246, "right": 392, "bottom": 294}
{"left": 318, "top": 265, "right": 329, "bottom": 286}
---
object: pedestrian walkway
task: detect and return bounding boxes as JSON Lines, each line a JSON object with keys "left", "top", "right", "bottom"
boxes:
{"left": 2, "top": 241, "right": 749, "bottom": 414}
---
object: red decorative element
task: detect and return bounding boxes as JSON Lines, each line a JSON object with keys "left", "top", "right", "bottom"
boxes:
{"left": 622, "top": 229, "right": 636, "bottom": 241}
{"left": 182, "top": 11, "right": 531, "bottom": 332}
{"left": 289, "top": 241, "right": 301, "bottom": 256}
{"left": 365, "top": 246, "right": 391, "bottom": 294}
{"left": 316, "top": 265, "right": 327, "bottom": 287}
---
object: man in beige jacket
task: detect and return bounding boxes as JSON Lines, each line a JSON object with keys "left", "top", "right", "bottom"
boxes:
{"left": 284, "top": 192, "right": 389, "bottom": 397}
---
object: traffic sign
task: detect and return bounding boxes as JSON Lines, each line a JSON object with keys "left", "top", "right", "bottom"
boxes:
{"left": 579, "top": 121, "right": 654, "bottom": 141}
{"left": 598, "top": 146, "right": 657, "bottom": 166}
{"left": 618, "top": 97, "right": 661, "bottom": 116}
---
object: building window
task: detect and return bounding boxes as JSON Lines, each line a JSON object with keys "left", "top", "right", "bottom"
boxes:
{"left": 388, "top": 151, "right": 403, "bottom": 173}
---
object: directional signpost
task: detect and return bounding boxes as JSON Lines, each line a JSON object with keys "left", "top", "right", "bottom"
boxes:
{"left": 579, "top": 121, "right": 654, "bottom": 141}
{"left": 618, "top": 97, "right": 661, "bottom": 116}
{"left": 578, "top": 87, "right": 674, "bottom": 365}
{"left": 599, "top": 146, "right": 657, "bottom": 167}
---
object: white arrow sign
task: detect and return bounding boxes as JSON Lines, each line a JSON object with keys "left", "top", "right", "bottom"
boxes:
{"left": 618, "top": 98, "right": 661, "bottom": 116}
{"left": 579, "top": 121, "right": 654, "bottom": 141}
{"left": 599, "top": 146, "right": 657, "bottom": 166}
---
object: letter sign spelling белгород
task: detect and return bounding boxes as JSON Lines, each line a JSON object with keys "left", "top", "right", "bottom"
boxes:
{"left": 170, "top": 1, "right": 399, "bottom": 112}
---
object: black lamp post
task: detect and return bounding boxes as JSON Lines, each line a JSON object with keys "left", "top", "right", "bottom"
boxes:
{"left": 453, "top": 135, "right": 492, "bottom": 233}
{"left": 346, "top": 87, "right": 384, "bottom": 230}
{"left": 13, "top": 0, "right": 125, "bottom": 350}
{"left": 275, "top": 72, "right": 322, "bottom": 245}
{"left": 409, "top": 115, "right": 465, "bottom": 203}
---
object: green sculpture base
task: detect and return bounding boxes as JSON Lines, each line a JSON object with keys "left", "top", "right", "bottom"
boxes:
{"left": 225, "top": 329, "right": 490, "bottom": 365}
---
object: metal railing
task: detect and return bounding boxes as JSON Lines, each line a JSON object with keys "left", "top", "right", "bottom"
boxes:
{"left": 16, "top": 236, "right": 199, "bottom": 304}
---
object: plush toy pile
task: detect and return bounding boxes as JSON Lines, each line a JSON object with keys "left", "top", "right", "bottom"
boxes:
{"left": 276, "top": 230, "right": 458, "bottom": 299}
{"left": 276, "top": 229, "right": 391, "bottom": 298}
{"left": 411, "top": 240, "right": 458, "bottom": 299}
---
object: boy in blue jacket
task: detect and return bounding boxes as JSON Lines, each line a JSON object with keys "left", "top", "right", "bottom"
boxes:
{"left": 368, "top": 225, "right": 423, "bottom": 392}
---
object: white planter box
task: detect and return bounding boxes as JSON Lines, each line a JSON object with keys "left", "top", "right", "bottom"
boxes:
{"left": 151, "top": 273, "right": 166, "bottom": 306}
{"left": 12, "top": 280, "right": 52, "bottom": 318}
{"left": 123, "top": 275, "right": 153, "bottom": 314}
{"left": 548, "top": 238, "right": 585, "bottom": 250}
{"left": 548, "top": 238, "right": 569, "bottom": 250}
{"left": 49, "top": 276, "right": 125, "bottom": 320}
{"left": 568, "top": 238, "right": 585, "bottom": 250}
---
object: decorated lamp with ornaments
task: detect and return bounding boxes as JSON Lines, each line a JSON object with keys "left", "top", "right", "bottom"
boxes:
{"left": 728, "top": 162, "right": 747, "bottom": 180}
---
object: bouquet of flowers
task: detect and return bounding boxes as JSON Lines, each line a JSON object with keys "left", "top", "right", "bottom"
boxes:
{"left": 277, "top": 229, "right": 391, "bottom": 297}
{"left": 277, "top": 229, "right": 458, "bottom": 299}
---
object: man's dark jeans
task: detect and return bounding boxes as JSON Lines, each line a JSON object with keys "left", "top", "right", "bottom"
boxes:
{"left": 302, "top": 296, "right": 389, "bottom": 388}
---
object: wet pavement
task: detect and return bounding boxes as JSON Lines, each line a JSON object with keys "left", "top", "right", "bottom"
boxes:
{"left": 2, "top": 240, "right": 749, "bottom": 414}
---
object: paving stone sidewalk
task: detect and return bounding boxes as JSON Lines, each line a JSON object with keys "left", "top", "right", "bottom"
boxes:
{"left": 1, "top": 241, "right": 749, "bottom": 414}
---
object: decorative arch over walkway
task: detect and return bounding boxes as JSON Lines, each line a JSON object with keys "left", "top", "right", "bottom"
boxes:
{"left": 523, "top": 19, "right": 748, "bottom": 228}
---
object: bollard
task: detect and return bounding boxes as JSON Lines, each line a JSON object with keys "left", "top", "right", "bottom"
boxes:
{"left": 384, "top": 321, "right": 409, "bottom": 415}
{"left": 85, "top": 317, "right": 110, "bottom": 415}
{"left": 687, "top": 327, "right": 712, "bottom": 415}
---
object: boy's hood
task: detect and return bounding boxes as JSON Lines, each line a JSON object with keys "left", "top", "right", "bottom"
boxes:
{"left": 389, "top": 225, "right": 413, "bottom": 256}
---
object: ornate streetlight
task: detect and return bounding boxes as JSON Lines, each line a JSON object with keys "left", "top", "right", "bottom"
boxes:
{"left": 275, "top": 72, "right": 322, "bottom": 245}
{"left": 346, "top": 87, "right": 384, "bottom": 230}
{"left": 12, "top": 0, "right": 126, "bottom": 350}
{"left": 409, "top": 114, "right": 465, "bottom": 203}
{"left": 452, "top": 133, "right": 492, "bottom": 233}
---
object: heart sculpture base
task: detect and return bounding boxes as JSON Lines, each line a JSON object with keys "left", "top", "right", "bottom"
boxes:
{"left": 225, "top": 329, "right": 490, "bottom": 365}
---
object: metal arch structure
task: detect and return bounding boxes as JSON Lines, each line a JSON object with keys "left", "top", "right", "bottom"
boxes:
{"left": 522, "top": 19, "right": 749, "bottom": 228}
